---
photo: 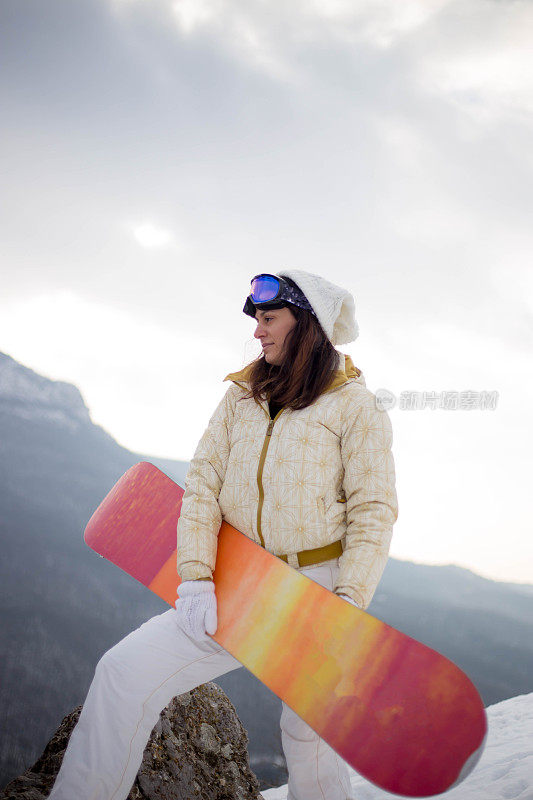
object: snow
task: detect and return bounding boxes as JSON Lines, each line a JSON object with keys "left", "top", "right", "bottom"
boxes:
{"left": 262, "top": 694, "right": 533, "bottom": 800}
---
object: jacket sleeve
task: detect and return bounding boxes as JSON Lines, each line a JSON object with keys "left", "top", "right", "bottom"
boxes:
{"left": 334, "top": 395, "right": 398, "bottom": 609}
{"left": 176, "top": 385, "right": 238, "bottom": 582}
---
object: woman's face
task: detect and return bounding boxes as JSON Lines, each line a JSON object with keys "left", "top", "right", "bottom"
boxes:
{"left": 254, "top": 307, "right": 297, "bottom": 366}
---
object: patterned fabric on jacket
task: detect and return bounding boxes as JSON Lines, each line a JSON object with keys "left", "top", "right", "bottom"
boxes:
{"left": 176, "top": 353, "right": 398, "bottom": 608}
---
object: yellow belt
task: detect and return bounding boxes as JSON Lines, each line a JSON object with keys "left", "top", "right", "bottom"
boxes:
{"left": 277, "top": 539, "right": 343, "bottom": 568}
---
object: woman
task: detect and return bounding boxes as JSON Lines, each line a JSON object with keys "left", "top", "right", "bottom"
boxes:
{"left": 49, "top": 269, "right": 398, "bottom": 800}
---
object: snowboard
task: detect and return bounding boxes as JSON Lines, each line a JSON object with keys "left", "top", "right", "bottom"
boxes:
{"left": 85, "top": 462, "right": 487, "bottom": 797}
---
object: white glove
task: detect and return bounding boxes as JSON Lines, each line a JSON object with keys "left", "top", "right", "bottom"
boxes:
{"left": 175, "top": 580, "right": 218, "bottom": 641}
{"left": 338, "top": 593, "right": 360, "bottom": 609}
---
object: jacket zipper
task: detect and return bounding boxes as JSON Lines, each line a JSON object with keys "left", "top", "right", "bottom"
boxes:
{"left": 256, "top": 409, "right": 283, "bottom": 549}
{"left": 230, "top": 377, "right": 354, "bottom": 549}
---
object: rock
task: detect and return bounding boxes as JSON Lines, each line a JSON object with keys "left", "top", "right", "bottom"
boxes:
{"left": 1, "top": 683, "right": 264, "bottom": 799}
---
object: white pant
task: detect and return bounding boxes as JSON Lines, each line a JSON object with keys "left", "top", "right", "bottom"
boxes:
{"left": 49, "top": 561, "right": 354, "bottom": 800}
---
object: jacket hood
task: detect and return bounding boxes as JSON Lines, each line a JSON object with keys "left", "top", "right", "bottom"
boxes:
{"left": 224, "top": 352, "right": 365, "bottom": 394}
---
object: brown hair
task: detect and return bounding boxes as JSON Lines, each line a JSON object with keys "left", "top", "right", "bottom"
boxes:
{"left": 241, "top": 305, "right": 340, "bottom": 410}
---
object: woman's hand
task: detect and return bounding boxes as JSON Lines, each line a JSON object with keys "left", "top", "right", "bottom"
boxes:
{"left": 175, "top": 580, "right": 218, "bottom": 641}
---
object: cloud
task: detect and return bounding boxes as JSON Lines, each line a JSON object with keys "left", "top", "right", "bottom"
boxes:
{"left": 109, "top": 0, "right": 533, "bottom": 121}
{"left": 132, "top": 221, "right": 175, "bottom": 248}
{"left": 171, "top": 0, "right": 218, "bottom": 35}
{"left": 410, "top": 1, "right": 533, "bottom": 124}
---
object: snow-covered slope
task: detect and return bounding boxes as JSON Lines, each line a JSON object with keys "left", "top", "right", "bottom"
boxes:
{"left": 263, "top": 693, "right": 533, "bottom": 800}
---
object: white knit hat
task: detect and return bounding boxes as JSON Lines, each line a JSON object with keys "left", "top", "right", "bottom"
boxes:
{"left": 277, "top": 269, "right": 359, "bottom": 346}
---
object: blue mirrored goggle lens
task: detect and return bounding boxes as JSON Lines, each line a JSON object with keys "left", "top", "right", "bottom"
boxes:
{"left": 250, "top": 275, "right": 280, "bottom": 303}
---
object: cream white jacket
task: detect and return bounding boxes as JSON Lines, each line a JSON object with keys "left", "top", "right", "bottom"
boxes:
{"left": 176, "top": 353, "right": 398, "bottom": 608}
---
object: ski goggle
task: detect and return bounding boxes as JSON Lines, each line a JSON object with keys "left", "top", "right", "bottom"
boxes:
{"left": 243, "top": 273, "right": 316, "bottom": 319}
{"left": 250, "top": 274, "right": 287, "bottom": 303}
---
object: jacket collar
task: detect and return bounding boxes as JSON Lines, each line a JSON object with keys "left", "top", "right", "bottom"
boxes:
{"left": 224, "top": 352, "right": 364, "bottom": 394}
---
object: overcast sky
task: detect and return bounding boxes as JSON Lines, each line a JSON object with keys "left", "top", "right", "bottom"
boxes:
{"left": 1, "top": 0, "right": 532, "bottom": 583}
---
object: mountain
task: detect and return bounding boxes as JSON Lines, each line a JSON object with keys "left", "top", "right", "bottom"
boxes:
{"left": 0, "top": 351, "right": 532, "bottom": 792}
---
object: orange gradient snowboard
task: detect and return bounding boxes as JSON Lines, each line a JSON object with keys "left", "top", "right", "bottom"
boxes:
{"left": 85, "top": 462, "right": 487, "bottom": 797}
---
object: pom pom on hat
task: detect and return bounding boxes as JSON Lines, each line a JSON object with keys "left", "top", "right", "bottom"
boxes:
{"left": 277, "top": 269, "right": 359, "bottom": 346}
